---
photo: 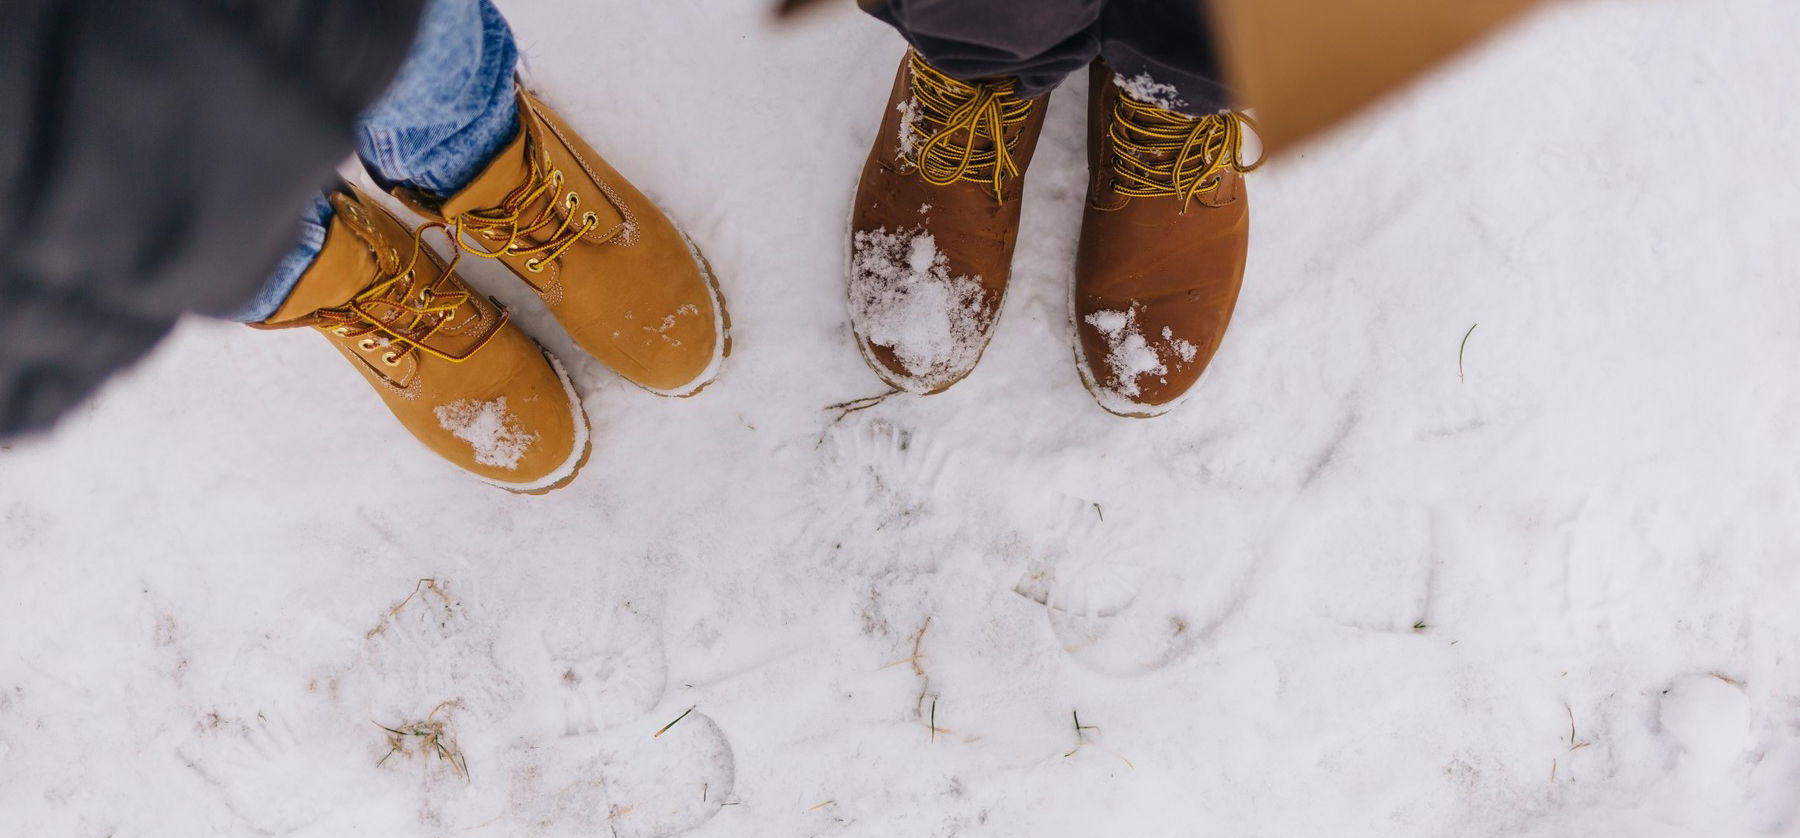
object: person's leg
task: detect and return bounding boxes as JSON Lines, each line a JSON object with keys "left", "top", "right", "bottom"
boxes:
{"left": 846, "top": 1, "right": 1092, "bottom": 394}
{"left": 864, "top": 0, "right": 1106, "bottom": 97}
{"left": 233, "top": 0, "right": 588, "bottom": 490}
{"left": 1072, "top": 3, "right": 1254, "bottom": 417}
{"left": 374, "top": 7, "right": 730, "bottom": 396}
{"left": 232, "top": 0, "right": 519, "bottom": 322}
{"left": 1098, "top": 0, "right": 1233, "bottom": 116}
{"left": 356, "top": 0, "right": 520, "bottom": 196}
{"left": 230, "top": 194, "right": 333, "bottom": 322}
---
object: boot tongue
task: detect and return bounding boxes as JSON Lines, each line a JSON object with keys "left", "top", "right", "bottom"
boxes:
{"left": 436, "top": 102, "right": 627, "bottom": 245}
{"left": 440, "top": 121, "right": 532, "bottom": 219}
{"left": 262, "top": 193, "right": 383, "bottom": 325}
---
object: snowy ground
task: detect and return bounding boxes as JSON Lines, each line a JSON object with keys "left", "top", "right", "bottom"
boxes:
{"left": 5, "top": 0, "right": 1800, "bottom": 835}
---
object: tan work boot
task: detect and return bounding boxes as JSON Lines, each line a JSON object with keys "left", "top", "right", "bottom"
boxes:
{"left": 847, "top": 50, "right": 1049, "bottom": 394}
{"left": 255, "top": 187, "right": 590, "bottom": 492}
{"left": 394, "top": 87, "right": 729, "bottom": 397}
{"left": 1073, "top": 62, "right": 1262, "bottom": 417}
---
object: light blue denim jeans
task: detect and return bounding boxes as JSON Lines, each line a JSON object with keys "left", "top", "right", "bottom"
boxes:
{"left": 234, "top": 0, "right": 520, "bottom": 322}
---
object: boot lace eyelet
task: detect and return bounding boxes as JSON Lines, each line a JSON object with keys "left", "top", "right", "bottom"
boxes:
{"left": 358, "top": 338, "right": 378, "bottom": 351}
{"left": 582, "top": 211, "right": 598, "bottom": 226}
{"left": 381, "top": 352, "right": 401, "bottom": 366}
{"left": 525, "top": 257, "right": 545, "bottom": 273}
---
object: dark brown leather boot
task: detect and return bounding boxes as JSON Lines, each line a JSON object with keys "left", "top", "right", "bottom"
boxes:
{"left": 1073, "top": 62, "right": 1262, "bottom": 417}
{"left": 848, "top": 50, "right": 1049, "bottom": 394}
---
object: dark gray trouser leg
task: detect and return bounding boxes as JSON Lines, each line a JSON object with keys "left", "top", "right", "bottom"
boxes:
{"left": 863, "top": 0, "right": 1104, "bottom": 99}
{"left": 864, "top": 0, "right": 1231, "bottom": 114}
{"left": 1099, "top": 0, "right": 1232, "bottom": 114}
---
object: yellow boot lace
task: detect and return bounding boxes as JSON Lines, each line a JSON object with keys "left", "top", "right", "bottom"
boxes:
{"left": 1109, "top": 93, "right": 1264, "bottom": 213}
{"left": 449, "top": 140, "right": 607, "bottom": 277}
{"left": 903, "top": 51, "right": 1037, "bottom": 201}
{"left": 317, "top": 225, "right": 500, "bottom": 366}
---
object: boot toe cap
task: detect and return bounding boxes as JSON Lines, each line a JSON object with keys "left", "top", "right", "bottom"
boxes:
{"left": 1075, "top": 305, "right": 1219, "bottom": 418}
{"left": 425, "top": 345, "right": 591, "bottom": 492}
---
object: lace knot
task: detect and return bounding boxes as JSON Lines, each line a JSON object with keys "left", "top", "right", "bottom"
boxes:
{"left": 901, "top": 51, "right": 1036, "bottom": 202}
{"left": 1109, "top": 95, "right": 1263, "bottom": 212}
{"left": 450, "top": 138, "right": 609, "bottom": 278}
{"left": 319, "top": 225, "right": 494, "bottom": 365}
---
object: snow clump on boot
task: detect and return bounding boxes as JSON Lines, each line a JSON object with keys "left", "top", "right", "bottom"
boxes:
{"left": 849, "top": 226, "right": 989, "bottom": 393}
{"left": 435, "top": 397, "right": 539, "bottom": 470}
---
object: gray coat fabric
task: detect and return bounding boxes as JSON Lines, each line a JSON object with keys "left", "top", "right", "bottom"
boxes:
{"left": 0, "top": 0, "right": 425, "bottom": 437}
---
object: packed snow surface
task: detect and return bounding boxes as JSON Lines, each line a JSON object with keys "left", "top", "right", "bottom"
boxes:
{"left": 6, "top": 1, "right": 1800, "bottom": 836}
{"left": 434, "top": 397, "right": 537, "bottom": 470}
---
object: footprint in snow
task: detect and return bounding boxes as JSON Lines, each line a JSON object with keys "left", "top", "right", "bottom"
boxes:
{"left": 181, "top": 705, "right": 376, "bottom": 835}
{"left": 1016, "top": 557, "right": 1200, "bottom": 677}
{"left": 541, "top": 599, "right": 669, "bottom": 736}
{"left": 786, "top": 417, "right": 966, "bottom": 570}
{"left": 506, "top": 709, "right": 737, "bottom": 838}
{"left": 1660, "top": 673, "right": 1752, "bottom": 773}
{"left": 354, "top": 578, "right": 521, "bottom": 725}
{"left": 831, "top": 417, "right": 958, "bottom": 505}
{"left": 1010, "top": 494, "right": 1227, "bottom": 676}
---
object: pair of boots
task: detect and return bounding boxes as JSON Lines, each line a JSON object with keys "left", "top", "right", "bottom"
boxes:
{"left": 848, "top": 52, "right": 1260, "bottom": 417}
{"left": 270, "top": 55, "right": 1255, "bottom": 490}
{"left": 256, "top": 87, "right": 729, "bottom": 492}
